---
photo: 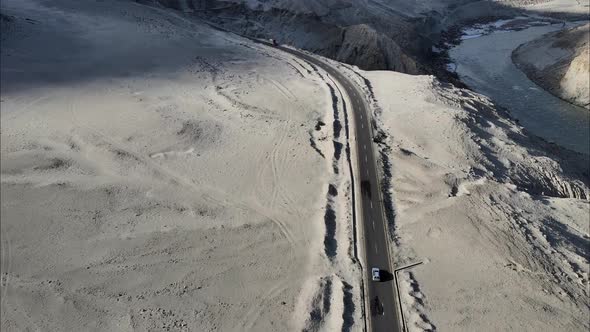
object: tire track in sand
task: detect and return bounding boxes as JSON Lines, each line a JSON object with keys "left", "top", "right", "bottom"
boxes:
{"left": 67, "top": 96, "right": 297, "bottom": 246}
{"left": 240, "top": 278, "right": 291, "bottom": 330}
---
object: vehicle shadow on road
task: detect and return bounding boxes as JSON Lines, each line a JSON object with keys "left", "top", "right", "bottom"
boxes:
{"left": 379, "top": 270, "right": 394, "bottom": 282}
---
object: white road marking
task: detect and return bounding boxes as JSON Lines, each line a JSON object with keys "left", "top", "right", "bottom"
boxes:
{"left": 374, "top": 243, "right": 379, "bottom": 253}
{"left": 370, "top": 201, "right": 373, "bottom": 208}
{"left": 360, "top": 114, "right": 363, "bottom": 120}
{"left": 363, "top": 144, "right": 366, "bottom": 150}
{"left": 361, "top": 123, "right": 364, "bottom": 129}
{"left": 365, "top": 155, "right": 368, "bottom": 162}
{"left": 372, "top": 220, "right": 375, "bottom": 231}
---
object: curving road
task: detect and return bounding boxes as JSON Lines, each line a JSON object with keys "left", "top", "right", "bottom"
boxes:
{"left": 274, "top": 45, "right": 402, "bottom": 332}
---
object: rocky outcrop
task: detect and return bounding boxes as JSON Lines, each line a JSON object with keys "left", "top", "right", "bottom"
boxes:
{"left": 335, "top": 24, "right": 419, "bottom": 73}
{"left": 560, "top": 43, "right": 589, "bottom": 108}
{"left": 513, "top": 23, "right": 589, "bottom": 109}
{"left": 192, "top": 3, "right": 423, "bottom": 72}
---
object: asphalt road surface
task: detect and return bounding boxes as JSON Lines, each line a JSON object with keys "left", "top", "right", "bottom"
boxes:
{"left": 275, "top": 45, "right": 402, "bottom": 332}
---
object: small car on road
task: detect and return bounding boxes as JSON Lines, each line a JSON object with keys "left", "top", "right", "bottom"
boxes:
{"left": 371, "top": 267, "right": 380, "bottom": 281}
{"left": 372, "top": 296, "right": 384, "bottom": 316}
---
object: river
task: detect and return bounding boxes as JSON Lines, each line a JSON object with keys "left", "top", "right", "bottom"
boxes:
{"left": 449, "top": 21, "right": 590, "bottom": 155}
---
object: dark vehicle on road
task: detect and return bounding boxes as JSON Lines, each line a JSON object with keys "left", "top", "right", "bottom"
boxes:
{"left": 269, "top": 38, "right": 278, "bottom": 46}
{"left": 361, "top": 180, "right": 371, "bottom": 198}
{"left": 372, "top": 296, "right": 384, "bottom": 316}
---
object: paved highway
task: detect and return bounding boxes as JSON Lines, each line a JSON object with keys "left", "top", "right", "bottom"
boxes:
{"left": 275, "top": 46, "right": 402, "bottom": 332}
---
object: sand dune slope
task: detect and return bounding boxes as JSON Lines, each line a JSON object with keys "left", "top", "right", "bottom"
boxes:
{"left": 0, "top": 0, "right": 362, "bottom": 330}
